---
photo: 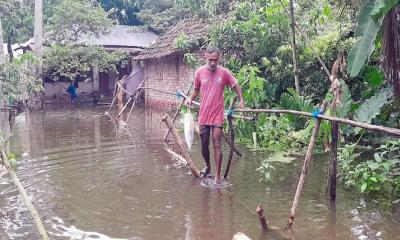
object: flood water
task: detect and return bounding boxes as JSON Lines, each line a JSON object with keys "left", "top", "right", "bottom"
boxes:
{"left": 0, "top": 106, "right": 399, "bottom": 240}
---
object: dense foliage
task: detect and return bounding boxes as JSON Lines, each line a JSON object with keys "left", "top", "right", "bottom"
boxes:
{"left": 43, "top": 45, "right": 127, "bottom": 82}
{"left": 0, "top": 53, "right": 43, "bottom": 104}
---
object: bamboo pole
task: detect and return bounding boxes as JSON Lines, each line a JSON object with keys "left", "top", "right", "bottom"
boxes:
{"left": 162, "top": 115, "right": 201, "bottom": 177}
{"left": 224, "top": 97, "right": 238, "bottom": 179}
{"left": 164, "top": 82, "right": 194, "bottom": 141}
{"left": 0, "top": 151, "right": 48, "bottom": 239}
{"left": 165, "top": 147, "right": 189, "bottom": 165}
{"left": 117, "top": 96, "right": 133, "bottom": 119}
{"left": 287, "top": 102, "right": 327, "bottom": 228}
{"left": 222, "top": 132, "right": 243, "bottom": 157}
{"left": 106, "top": 82, "right": 119, "bottom": 114}
{"left": 236, "top": 109, "right": 400, "bottom": 137}
{"left": 256, "top": 203, "right": 268, "bottom": 231}
{"left": 125, "top": 90, "right": 142, "bottom": 123}
{"left": 123, "top": 77, "right": 147, "bottom": 122}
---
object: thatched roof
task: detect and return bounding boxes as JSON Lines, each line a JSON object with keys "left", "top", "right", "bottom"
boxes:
{"left": 135, "top": 20, "right": 209, "bottom": 60}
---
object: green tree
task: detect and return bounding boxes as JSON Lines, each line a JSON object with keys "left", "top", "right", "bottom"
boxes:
{"left": 46, "top": 0, "right": 113, "bottom": 43}
{"left": 0, "top": 53, "right": 43, "bottom": 104}
{"left": 43, "top": 45, "right": 127, "bottom": 82}
{"left": 98, "top": 0, "right": 140, "bottom": 25}
{"left": 136, "top": 0, "right": 232, "bottom": 33}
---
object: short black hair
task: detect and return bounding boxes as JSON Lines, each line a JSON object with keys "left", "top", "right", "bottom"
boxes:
{"left": 206, "top": 46, "right": 221, "bottom": 55}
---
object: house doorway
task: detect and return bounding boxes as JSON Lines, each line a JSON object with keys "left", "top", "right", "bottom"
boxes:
{"left": 99, "top": 71, "right": 110, "bottom": 95}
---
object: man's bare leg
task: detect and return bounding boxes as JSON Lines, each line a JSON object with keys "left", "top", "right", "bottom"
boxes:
{"left": 200, "top": 126, "right": 211, "bottom": 174}
{"left": 212, "top": 126, "right": 223, "bottom": 183}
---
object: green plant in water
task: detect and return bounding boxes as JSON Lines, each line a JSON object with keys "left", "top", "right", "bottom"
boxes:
{"left": 256, "top": 161, "right": 275, "bottom": 183}
{"left": 338, "top": 140, "right": 400, "bottom": 195}
{"left": 258, "top": 115, "right": 308, "bottom": 150}
{"left": 7, "top": 153, "right": 17, "bottom": 170}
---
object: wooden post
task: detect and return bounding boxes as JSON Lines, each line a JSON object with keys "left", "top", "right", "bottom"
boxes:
{"left": 224, "top": 97, "right": 237, "bottom": 179}
{"left": 327, "top": 52, "right": 344, "bottom": 201}
{"left": 0, "top": 151, "right": 49, "bottom": 240}
{"left": 162, "top": 115, "right": 201, "bottom": 177}
{"left": 328, "top": 116, "right": 338, "bottom": 200}
{"left": 256, "top": 203, "right": 268, "bottom": 231}
{"left": 287, "top": 101, "right": 327, "bottom": 228}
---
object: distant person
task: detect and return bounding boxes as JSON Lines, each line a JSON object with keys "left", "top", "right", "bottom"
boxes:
{"left": 187, "top": 46, "right": 244, "bottom": 183}
{"left": 66, "top": 80, "right": 78, "bottom": 104}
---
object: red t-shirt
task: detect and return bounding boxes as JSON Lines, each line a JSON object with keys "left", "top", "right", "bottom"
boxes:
{"left": 194, "top": 65, "right": 238, "bottom": 125}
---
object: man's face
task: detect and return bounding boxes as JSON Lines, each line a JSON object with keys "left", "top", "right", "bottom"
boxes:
{"left": 205, "top": 52, "right": 220, "bottom": 71}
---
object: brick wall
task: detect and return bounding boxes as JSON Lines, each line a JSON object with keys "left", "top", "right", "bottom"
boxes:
{"left": 143, "top": 53, "right": 198, "bottom": 111}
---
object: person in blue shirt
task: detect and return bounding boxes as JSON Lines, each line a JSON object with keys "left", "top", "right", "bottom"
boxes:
{"left": 66, "top": 80, "right": 78, "bottom": 104}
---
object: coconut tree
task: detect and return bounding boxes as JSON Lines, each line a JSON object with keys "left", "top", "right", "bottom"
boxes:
{"left": 34, "top": 0, "right": 43, "bottom": 70}
{"left": 0, "top": 17, "right": 4, "bottom": 64}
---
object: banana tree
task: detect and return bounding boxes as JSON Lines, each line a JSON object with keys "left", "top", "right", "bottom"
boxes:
{"left": 347, "top": 0, "right": 400, "bottom": 101}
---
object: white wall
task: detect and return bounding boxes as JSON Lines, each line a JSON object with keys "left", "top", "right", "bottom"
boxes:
{"left": 44, "top": 82, "right": 94, "bottom": 98}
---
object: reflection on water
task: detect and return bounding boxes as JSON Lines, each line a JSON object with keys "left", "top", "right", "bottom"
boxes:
{"left": 0, "top": 106, "right": 399, "bottom": 240}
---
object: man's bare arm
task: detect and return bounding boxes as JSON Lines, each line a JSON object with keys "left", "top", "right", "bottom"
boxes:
{"left": 187, "top": 89, "right": 200, "bottom": 105}
{"left": 233, "top": 84, "right": 245, "bottom": 108}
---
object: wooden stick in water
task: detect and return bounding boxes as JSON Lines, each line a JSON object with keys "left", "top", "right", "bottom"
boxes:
{"left": 287, "top": 101, "right": 327, "bottom": 228}
{"left": 224, "top": 97, "right": 238, "bottom": 179}
{"left": 222, "top": 132, "right": 243, "bottom": 157}
{"left": 256, "top": 203, "right": 268, "bottom": 231}
{"left": 0, "top": 151, "right": 49, "bottom": 240}
{"left": 125, "top": 77, "right": 147, "bottom": 122}
{"left": 162, "top": 115, "right": 201, "bottom": 177}
{"left": 164, "top": 82, "right": 194, "bottom": 141}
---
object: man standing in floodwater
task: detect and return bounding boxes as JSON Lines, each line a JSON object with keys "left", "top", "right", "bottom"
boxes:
{"left": 187, "top": 47, "right": 244, "bottom": 183}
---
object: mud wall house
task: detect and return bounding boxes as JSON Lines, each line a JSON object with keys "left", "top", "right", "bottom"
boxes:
{"left": 134, "top": 20, "right": 208, "bottom": 110}
{"left": 15, "top": 25, "right": 158, "bottom": 102}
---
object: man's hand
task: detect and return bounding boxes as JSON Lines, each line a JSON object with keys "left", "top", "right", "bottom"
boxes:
{"left": 186, "top": 99, "right": 192, "bottom": 106}
{"left": 238, "top": 100, "right": 245, "bottom": 109}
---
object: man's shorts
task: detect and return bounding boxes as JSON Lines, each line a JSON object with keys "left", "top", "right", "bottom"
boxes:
{"left": 199, "top": 124, "right": 223, "bottom": 136}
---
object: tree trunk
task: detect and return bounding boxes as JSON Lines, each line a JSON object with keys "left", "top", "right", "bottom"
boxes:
{"left": 34, "top": 0, "right": 43, "bottom": 63}
{"left": 289, "top": 0, "right": 300, "bottom": 94}
{"left": 7, "top": 30, "right": 14, "bottom": 62}
{"left": 0, "top": 17, "right": 4, "bottom": 64}
{"left": 382, "top": 6, "right": 400, "bottom": 102}
{"left": 34, "top": 0, "right": 44, "bottom": 109}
